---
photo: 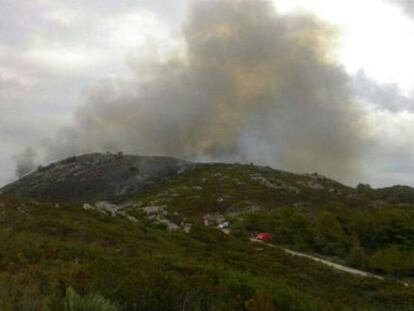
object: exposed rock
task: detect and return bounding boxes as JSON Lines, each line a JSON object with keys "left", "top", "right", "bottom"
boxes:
{"left": 183, "top": 223, "right": 192, "bottom": 233}
{"left": 83, "top": 202, "right": 138, "bottom": 223}
{"left": 117, "top": 211, "right": 138, "bottom": 223}
{"left": 125, "top": 215, "right": 138, "bottom": 223}
{"left": 17, "top": 205, "right": 27, "bottom": 214}
{"left": 251, "top": 174, "right": 300, "bottom": 193}
{"left": 95, "top": 201, "right": 121, "bottom": 217}
{"left": 143, "top": 205, "right": 166, "bottom": 215}
{"left": 157, "top": 219, "right": 180, "bottom": 231}
{"left": 307, "top": 181, "right": 325, "bottom": 190}
{"left": 83, "top": 203, "right": 94, "bottom": 211}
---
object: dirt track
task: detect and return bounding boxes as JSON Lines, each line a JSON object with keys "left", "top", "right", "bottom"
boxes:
{"left": 249, "top": 238, "right": 385, "bottom": 280}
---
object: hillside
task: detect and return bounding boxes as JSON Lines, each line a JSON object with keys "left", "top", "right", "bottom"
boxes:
{"left": 0, "top": 153, "right": 191, "bottom": 202}
{"left": 1, "top": 153, "right": 414, "bottom": 310}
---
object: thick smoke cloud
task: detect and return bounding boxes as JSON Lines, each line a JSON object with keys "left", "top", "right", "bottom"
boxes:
{"left": 353, "top": 70, "right": 414, "bottom": 112}
{"left": 42, "top": 0, "right": 362, "bottom": 182}
{"left": 387, "top": 0, "right": 414, "bottom": 18}
{"left": 13, "top": 147, "right": 38, "bottom": 178}
{"left": 0, "top": 74, "right": 23, "bottom": 97}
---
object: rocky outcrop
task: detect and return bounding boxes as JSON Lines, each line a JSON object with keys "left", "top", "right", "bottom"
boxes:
{"left": 83, "top": 201, "right": 138, "bottom": 222}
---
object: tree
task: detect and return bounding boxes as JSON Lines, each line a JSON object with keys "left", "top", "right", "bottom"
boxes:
{"left": 347, "top": 235, "right": 368, "bottom": 268}
{"left": 368, "top": 246, "right": 404, "bottom": 275}
{"left": 274, "top": 208, "right": 311, "bottom": 248}
{"left": 312, "top": 212, "right": 350, "bottom": 256}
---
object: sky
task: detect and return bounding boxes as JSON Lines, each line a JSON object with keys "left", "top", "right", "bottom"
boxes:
{"left": 1, "top": 0, "right": 414, "bottom": 188}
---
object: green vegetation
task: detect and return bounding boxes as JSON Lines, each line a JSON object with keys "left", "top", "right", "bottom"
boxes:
{"left": 235, "top": 204, "right": 414, "bottom": 277}
{"left": 131, "top": 164, "right": 414, "bottom": 278}
{"left": 62, "top": 287, "right": 117, "bottom": 311}
{"left": 1, "top": 163, "right": 414, "bottom": 310}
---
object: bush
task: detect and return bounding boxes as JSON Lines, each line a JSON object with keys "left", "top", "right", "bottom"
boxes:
{"left": 63, "top": 287, "right": 117, "bottom": 311}
{"left": 312, "top": 212, "right": 350, "bottom": 256}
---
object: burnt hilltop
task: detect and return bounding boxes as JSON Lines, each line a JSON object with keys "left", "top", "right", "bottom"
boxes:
{"left": 0, "top": 153, "right": 191, "bottom": 202}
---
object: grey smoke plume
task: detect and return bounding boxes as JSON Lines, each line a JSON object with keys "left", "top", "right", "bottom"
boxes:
{"left": 13, "top": 147, "right": 38, "bottom": 178}
{"left": 0, "top": 74, "right": 23, "bottom": 97}
{"left": 387, "top": 0, "right": 414, "bottom": 18}
{"left": 44, "top": 0, "right": 362, "bottom": 181}
{"left": 353, "top": 70, "right": 414, "bottom": 112}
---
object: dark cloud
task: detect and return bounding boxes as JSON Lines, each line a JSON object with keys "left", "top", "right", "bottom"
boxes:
{"left": 41, "top": 0, "right": 363, "bottom": 183}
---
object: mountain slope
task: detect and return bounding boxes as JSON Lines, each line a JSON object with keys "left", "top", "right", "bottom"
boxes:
{"left": 0, "top": 195, "right": 413, "bottom": 311}
{"left": 1, "top": 153, "right": 414, "bottom": 310}
{"left": 0, "top": 153, "right": 191, "bottom": 202}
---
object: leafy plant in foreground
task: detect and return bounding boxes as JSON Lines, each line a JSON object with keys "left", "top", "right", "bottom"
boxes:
{"left": 63, "top": 287, "right": 117, "bottom": 311}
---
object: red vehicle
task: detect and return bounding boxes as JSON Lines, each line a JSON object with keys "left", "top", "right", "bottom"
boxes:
{"left": 255, "top": 233, "right": 272, "bottom": 240}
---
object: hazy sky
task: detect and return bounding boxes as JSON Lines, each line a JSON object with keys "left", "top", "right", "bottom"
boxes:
{"left": 1, "top": 0, "right": 414, "bottom": 187}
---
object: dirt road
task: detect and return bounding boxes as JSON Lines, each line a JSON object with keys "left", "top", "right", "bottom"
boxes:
{"left": 250, "top": 238, "right": 385, "bottom": 280}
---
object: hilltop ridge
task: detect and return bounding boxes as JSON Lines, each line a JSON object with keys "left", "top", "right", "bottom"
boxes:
{"left": 0, "top": 153, "right": 191, "bottom": 202}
